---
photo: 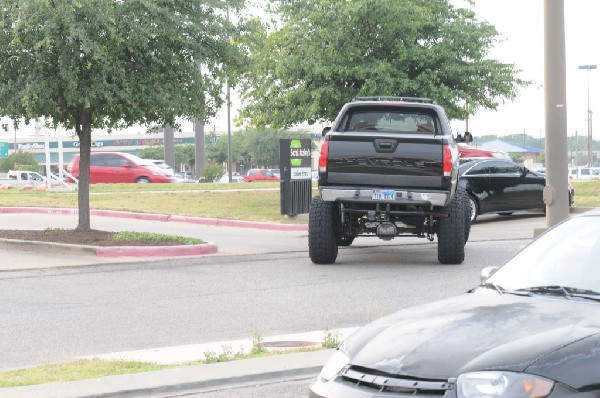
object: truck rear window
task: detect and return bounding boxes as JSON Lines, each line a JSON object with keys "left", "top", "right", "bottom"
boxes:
{"left": 342, "top": 110, "right": 437, "bottom": 133}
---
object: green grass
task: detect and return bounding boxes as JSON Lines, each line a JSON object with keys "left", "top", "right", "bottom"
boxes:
{"left": 0, "top": 182, "right": 312, "bottom": 223}
{"left": 112, "top": 231, "right": 205, "bottom": 245}
{"left": 571, "top": 180, "right": 600, "bottom": 208}
{"left": 0, "top": 181, "right": 596, "bottom": 223}
{"left": 0, "top": 359, "right": 169, "bottom": 388}
{"left": 0, "top": 324, "right": 338, "bottom": 388}
{"left": 0, "top": 347, "right": 325, "bottom": 388}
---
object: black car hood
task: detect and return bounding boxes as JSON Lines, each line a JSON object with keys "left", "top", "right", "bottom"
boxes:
{"left": 344, "top": 290, "right": 600, "bottom": 386}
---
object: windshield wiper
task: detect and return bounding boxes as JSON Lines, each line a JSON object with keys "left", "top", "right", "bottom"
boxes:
{"left": 564, "top": 287, "right": 600, "bottom": 302}
{"left": 481, "top": 282, "right": 504, "bottom": 295}
{"left": 515, "top": 285, "right": 600, "bottom": 302}
{"left": 481, "top": 283, "right": 536, "bottom": 297}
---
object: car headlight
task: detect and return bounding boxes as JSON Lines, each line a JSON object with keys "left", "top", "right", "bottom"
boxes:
{"left": 458, "top": 371, "right": 554, "bottom": 397}
{"left": 319, "top": 349, "right": 350, "bottom": 382}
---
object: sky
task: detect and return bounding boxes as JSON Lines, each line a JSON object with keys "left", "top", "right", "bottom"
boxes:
{"left": 203, "top": 0, "right": 599, "bottom": 142}
{"left": 448, "top": 0, "right": 599, "bottom": 141}
{"left": 4, "top": 0, "right": 599, "bottom": 143}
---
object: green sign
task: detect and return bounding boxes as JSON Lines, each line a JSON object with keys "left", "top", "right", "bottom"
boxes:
{"left": 0, "top": 142, "right": 8, "bottom": 158}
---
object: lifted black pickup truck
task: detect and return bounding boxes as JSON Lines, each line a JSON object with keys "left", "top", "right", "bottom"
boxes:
{"left": 309, "top": 97, "right": 470, "bottom": 265}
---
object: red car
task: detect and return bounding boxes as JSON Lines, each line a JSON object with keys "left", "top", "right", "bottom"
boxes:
{"left": 69, "top": 152, "right": 173, "bottom": 184}
{"left": 242, "top": 169, "right": 280, "bottom": 182}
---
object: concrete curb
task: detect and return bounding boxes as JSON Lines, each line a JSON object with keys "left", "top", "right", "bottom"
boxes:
{"left": 0, "top": 238, "right": 218, "bottom": 258}
{"left": 95, "top": 242, "right": 218, "bottom": 257}
{"left": 0, "top": 238, "right": 98, "bottom": 256}
{"left": 0, "top": 206, "right": 309, "bottom": 257}
{"left": 0, "top": 207, "right": 309, "bottom": 231}
{"left": 0, "top": 349, "right": 333, "bottom": 398}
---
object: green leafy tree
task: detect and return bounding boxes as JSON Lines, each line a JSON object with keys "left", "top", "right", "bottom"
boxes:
{"left": 0, "top": 0, "right": 247, "bottom": 230}
{"left": 176, "top": 144, "right": 196, "bottom": 172}
{"left": 538, "top": 152, "right": 546, "bottom": 166}
{"left": 137, "top": 146, "right": 165, "bottom": 161}
{"left": 509, "top": 153, "right": 525, "bottom": 164}
{"left": 242, "top": 127, "right": 303, "bottom": 167}
{"left": 240, "top": 0, "right": 527, "bottom": 128}
{"left": 206, "top": 132, "right": 245, "bottom": 165}
{"left": 206, "top": 128, "right": 307, "bottom": 168}
{"left": 0, "top": 151, "right": 38, "bottom": 172}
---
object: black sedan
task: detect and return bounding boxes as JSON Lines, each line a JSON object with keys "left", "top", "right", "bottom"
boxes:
{"left": 310, "top": 209, "right": 600, "bottom": 398}
{"left": 459, "top": 158, "right": 573, "bottom": 222}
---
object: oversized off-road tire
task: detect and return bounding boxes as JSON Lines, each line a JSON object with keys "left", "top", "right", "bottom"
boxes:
{"left": 456, "top": 188, "right": 472, "bottom": 242}
{"left": 437, "top": 192, "right": 466, "bottom": 264}
{"left": 308, "top": 196, "right": 338, "bottom": 264}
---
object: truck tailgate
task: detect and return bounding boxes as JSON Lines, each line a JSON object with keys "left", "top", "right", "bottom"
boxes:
{"left": 326, "top": 132, "right": 444, "bottom": 188}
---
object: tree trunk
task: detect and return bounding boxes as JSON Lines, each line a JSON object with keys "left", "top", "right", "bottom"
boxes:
{"left": 194, "top": 119, "right": 205, "bottom": 179}
{"left": 164, "top": 124, "right": 175, "bottom": 171}
{"left": 76, "top": 112, "right": 92, "bottom": 231}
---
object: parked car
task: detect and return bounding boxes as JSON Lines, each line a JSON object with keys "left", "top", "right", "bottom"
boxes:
{"left": 215, "top": 174, "right": 247, "bottom": 183}
{"left": 310, "top": 209, "right": 600, "bottom": 398}
{"left": 459, "top": 158, "right": 574, "bottom": 222}
{"left": 69, "top": 152, "right": 173, "bottom": 184}
{"left": 173, "top": 172, "right": 197, "bottom": 183}
{"left": 268, "top": 168, "right": 280, "bottom": 178}
{"left": 242, "top": 168, "right": 280, "bottom": 182}
{"left": 569, "top": 166, "right": 600, "bottom": 180}
{"left": 149, "top": 159, "right": 175, "bottom": 176}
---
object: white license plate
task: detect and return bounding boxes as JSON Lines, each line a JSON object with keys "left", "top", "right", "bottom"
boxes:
{"left": 372, "top": 189, "right": 396, "bottom": 201}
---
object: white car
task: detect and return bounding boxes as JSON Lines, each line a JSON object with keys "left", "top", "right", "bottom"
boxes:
{"left": 216, "top": 174, "right": 246, "bottom": 183}
{"left": 569, "top": 166, "right": 600, "bottom": 180}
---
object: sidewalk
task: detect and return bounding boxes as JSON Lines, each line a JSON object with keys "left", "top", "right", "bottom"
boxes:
{"left": 0, "top": 348, "right": 334, "bottom": 398}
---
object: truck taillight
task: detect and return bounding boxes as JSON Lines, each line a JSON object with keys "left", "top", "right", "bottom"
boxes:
{"left": 443, "top": 145, "right": 453, "bottom": 177}
{"left": 319, "top": 141, "right": 329, "bottom": 173}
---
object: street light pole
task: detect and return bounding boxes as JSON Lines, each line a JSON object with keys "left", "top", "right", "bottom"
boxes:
{"left": 579, "top": 64, "right": 597, "bottom": 166}
{"left": 226, "top": 6, "right": 233, "bottom": 183}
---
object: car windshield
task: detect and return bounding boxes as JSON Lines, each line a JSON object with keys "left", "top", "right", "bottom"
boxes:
{"left": 487, "top": 215, "right": 600, "bottom": 294}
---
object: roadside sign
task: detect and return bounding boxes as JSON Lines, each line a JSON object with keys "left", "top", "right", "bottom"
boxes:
{"left": 0, "top": 142, "right": 8, "bottom": 158}
{"left": 279, "top": 138, "right": 312, "bottom": 216}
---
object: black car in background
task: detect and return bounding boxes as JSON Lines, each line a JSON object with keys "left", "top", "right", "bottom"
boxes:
{"left": 310, "top": 209, "right": 600, "bottom": 398}
{"left": 459, "top": 158, "right": 574, "bottom": 222}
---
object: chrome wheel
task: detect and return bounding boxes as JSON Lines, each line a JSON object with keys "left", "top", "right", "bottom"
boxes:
{"left": 469, "top": 196, "right": 478, "bottom": 222}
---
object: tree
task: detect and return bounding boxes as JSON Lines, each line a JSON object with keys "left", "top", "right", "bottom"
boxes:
{"left": 0, "top": 151, "right": 38, "bottom": 172}
{"left": 137, "top": 145, "right": 165, "bottom": 161}
{"left": 509, "top": 153, "right": 525, "bottom": 164}
{"left": 0, "top": 0, "right": 247, "bottom": 230}
{"left": 240, "top": 0, "right": 527, "bottom": 128}
{"left": 241, "top": 127, "right": 302, "bottom": 167}
{"left": 205, "top": 128, "right": 306, "bottom": 168}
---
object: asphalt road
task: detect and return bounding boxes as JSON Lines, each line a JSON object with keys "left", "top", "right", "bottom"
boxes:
{"left": 0, "top": 232, "right": 526, "bottom": 370}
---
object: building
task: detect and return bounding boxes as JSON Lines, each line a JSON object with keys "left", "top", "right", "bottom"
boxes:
{"left": 479, "top": 140, "right": 543, "bottom": 164}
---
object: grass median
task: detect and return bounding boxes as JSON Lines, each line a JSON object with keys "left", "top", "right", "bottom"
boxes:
{"left": 0, "top": 181, "right": 313, "bottom": 223}
{"left": 0, "top": 181, "right": 597, "bottom": 221}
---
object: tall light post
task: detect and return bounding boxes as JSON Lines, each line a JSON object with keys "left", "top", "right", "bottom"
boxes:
{"left": 579, "top": 64, "right": 597, "bottom": 166}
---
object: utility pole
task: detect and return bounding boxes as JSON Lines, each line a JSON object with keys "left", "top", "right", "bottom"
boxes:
{"left": 578, "top": 65, "right": 597, "bottom": 166}
{"left": 226, "top": 6, "right": 233, "bottom": 183}
{"left": 544, "top": 0, "right": 569, "bottom": 227}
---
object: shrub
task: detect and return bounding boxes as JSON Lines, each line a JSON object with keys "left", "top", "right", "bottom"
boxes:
{"left": 202, "top": 163, "right": 225, "bottom": 183}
